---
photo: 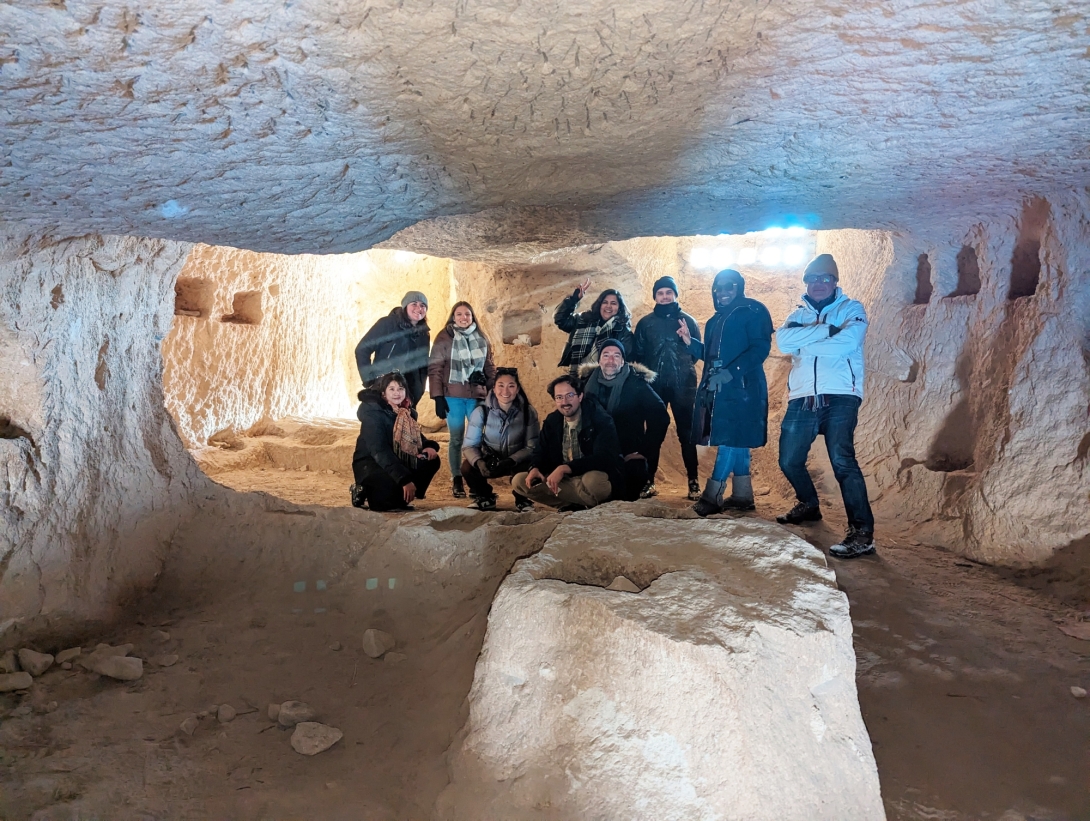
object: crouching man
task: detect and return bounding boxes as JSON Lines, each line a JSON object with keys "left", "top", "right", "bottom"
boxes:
{"left": 512, "top": 376, "right": 623, "bottom": 512}
{"left": 582, "top": 339, "right": 670, "bottom": 501}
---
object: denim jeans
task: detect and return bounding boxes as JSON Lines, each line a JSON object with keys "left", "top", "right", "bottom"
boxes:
{"left": 778, "top": 395, "right": 874, "bottom": 532}
{"left": 445, "top": 396, "right": 478, "bottom": 477}
{"left": 711, "top": 446, "right": 751, "bottom": 481}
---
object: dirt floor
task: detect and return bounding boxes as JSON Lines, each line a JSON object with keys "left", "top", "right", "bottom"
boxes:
{"left": 1, "top": 441, "right": 1087, "bottom": 821}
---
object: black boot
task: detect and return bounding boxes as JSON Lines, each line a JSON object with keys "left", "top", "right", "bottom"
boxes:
{"left": 776, "top": 502, "right": 822, "bottom": 525}
{"left": 452, "top": 476, "right": 467, "bottom": 498}
{"left": 687, "top": 479, "right": 701, "bottom": 501}
{"left": 692, "top": 478, "right": 727, "bottom": 517}
{"left": 350, "top": 483, "right": 367, "bottom": 509}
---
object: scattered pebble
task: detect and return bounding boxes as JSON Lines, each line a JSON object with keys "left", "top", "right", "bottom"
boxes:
{"left": 55, "top": 647, "right": 81, "bottom": 664}
{"left": 151, "top": 654, "right": 179, "bottom": 667}
{"left": 290, "top": 722, "right": 343, "bottom": 755}
{"left": 180, "top": 716, "right": 198, "bottom": 736}
{"left": 362, "top": 629, "right": 396, "bottom": 659}
{"left": 267, "top": 703, "right": 281, "bottom": 722}
{"left": 45, "top": 700, "right": 58, "bottom": 713}
{"left": 0, "top": 672, "right": 33, "bottom": 692}
{"left": 605, "top": 576, "right": 641, "bottom": 593}
{"left": 217, "top": 704, "right": 237, "bottom": 723}
{"left": 384, "top": 652, "right": 407, "bottom": 665}
{"left": 278, "top": 700, "right": 317, "bottom": 727}
{"left": 1071, "top": 686, "right": 1087, "bottom": 699}
{"left": 198, "top": 711, "right": 209, "bottom": 719}
{"left": 152, "top": 630, "right": 171, "bottom": 643}
{"left": 86, "top": 655, "right": 143, "bottom": 681}
{"left": 329, "top": 642, "right": 342, "bottom": 652}
{"left": 61, "top": 662, "right": 72, "bottom": 670}
{"left": 0, "top": 650, "right": 18, "bottom": 674}
{"left": 17, "top": 649, "right": 54, "bottom": 677}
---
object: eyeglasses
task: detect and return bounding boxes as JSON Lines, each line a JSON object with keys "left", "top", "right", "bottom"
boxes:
{"left": 805, "top": 275, "right": 836, "bottom": 284}
{"left": 554, "top": 392, "right": 579, "bottom": 402}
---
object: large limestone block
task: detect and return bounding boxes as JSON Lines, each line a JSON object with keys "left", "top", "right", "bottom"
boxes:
{"left": 438, "top": 505, "right": 884, "bottom": 821}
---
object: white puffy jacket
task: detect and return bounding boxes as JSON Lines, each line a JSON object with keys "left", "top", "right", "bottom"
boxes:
{"left": 776, "top": 289, "right": 867, "bottom": 400}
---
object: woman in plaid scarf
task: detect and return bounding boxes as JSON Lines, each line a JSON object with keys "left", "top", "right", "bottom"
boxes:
{"left": 350, "top": 373, "right": 441, "bottom": 511}
{"left": 428, "top": 302, "right": 496, "bottom": 498}
{"left": 554, "top": 279, "right": 635, "bottom": 375}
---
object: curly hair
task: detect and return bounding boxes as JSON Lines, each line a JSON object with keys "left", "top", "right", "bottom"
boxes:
{"left": 547, "top": 374, "right": 583, "bottom": 398}
{"left": 588, "top": 289, "right": 630, "bottom": 326}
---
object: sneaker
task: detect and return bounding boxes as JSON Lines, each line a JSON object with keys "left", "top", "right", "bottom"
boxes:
{"left": 468, "top": 495, "right": 497, "bottom": 511}
{"left": 687, "top": 480, "right": 701, "bottom": 501}
{"left": 639, "top": 481, "right": 658, "bottom": 499}
{"left": 452, "top": 476, "right": 467, "bottom": 499}
{"left": 556, "top": 503, "right": 588, "bottom": 513}
{"left": 349, "top": 483, "right": 367, "bottom": 509}
{"left": 514, "top": 497, "right": 535, "bottom": 513}
{"left": 776, "top": 502, "right": 822, "bottom": 525}
{"left": 829, "top": 528, "right": 876, "bottom": 559}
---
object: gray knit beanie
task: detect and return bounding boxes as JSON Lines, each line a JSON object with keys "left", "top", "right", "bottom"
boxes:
{"left": 401, "top": 291, "right": 428, "bottom": 309}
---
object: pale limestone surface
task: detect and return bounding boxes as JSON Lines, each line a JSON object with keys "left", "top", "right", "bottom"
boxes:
{"left": 438, "top": 504, "right": 885, "bottom": 821}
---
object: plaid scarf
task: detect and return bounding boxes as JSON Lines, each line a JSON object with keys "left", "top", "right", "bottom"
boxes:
{"left": 391, "top": 399, "right": 422, "bottom": 467}
{"left": 449, "top": 323, "right": 489, "bottom": 385}
{"left": 568, "top": 316, "right": 619, "bottom": 367}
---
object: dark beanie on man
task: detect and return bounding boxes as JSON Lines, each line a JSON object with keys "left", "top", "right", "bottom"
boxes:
{"left": 803, "top": 254, "right": 839, "bottom": 281}
{"left": 596, "top": 338, "right": 626, "bottom": 359}
{"left": 652, "top": 276, "right": 679, "bottom": 297}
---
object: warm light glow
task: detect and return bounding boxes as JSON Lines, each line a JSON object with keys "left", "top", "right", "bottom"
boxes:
{"left": 737, "top": 247, "right": 757, "bottom": 265}
{"left": 393, "top": 250, "right": 417, "bottom": 263}
{"left": 711, "top": 247, "right": 734, "bottom": 268}
{"left": 784, "top": 226, "right": 808, "bottom": 237}
{"left": 783, "top": 245, "right": 807, "bottom": 266}
{"left": 759, "top": 247, "right": 782, "bottom": 266}
{"left": 689, "top": 247, "right": 712, "bottom": 268}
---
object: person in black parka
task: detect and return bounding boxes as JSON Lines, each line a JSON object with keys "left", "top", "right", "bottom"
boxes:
{"left": 350, "top": 372, "right": 441, "bottom": 511}
{"left": 354, "top": 291, "right": 431, "bottom": 406}
{"left": 632, "top": 275, "right": 703, "bottom": 500}
{"left": 678, "top": 269, "right": 773, "bottom": 516}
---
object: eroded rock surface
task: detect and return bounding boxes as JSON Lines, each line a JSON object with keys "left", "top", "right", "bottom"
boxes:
{"left": 438, "top": 504, "right": 884, "bottom": 821}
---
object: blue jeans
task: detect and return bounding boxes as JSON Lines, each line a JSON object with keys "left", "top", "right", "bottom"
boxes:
{"left": 711, "top": 447, "right": 751, "bottom": 481}
{"left": 445, "top": 397, "right": 478, "bottom": 477}
{"left": 778, "top": 395, "right": 874, "bottom": 532}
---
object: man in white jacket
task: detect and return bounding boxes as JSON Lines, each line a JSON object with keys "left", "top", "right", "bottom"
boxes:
{"left": 775, "top": 254, "right": 875, "bottom": 558}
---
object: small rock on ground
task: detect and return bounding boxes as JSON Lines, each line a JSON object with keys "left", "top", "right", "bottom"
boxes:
{"left": 268, "top": 703, "right": 281, "bottom": 721}
{"left": 290, "top": 722, "right": 343, "bottom": 755}
{"left": 17, "top": 649, "right": 54, "bottom": 677}
{"left": 61, "top": 662, "right": 72, "bottom": 670}
{"left": 362, "top": 629, "right": 396, "bottom": 658}
{"left": 0, "top": 650, "right": 18, "bottom": 674}
{"left": 0, "top": 672, "right": 34, "bottom": 692}
{"left": 180, "top": 716, "right": 198, "bottom": 735}
{"left": 55, "top": 647, "right": 82, "bottom": 664}
{"left": 87, "top": 655, "right": 143, "bottom": 681}
{"left": 153, "top": 630, "right": 171, "bottom": 643}
{"left": 217, "top": 704, "right": 237, "bottom": 723}
{"left": 606, "top": 576, "right": 641, "bottom": 593}
{"left": 1071, "top": 686, "right": 1087, "bottom": 698}
{"left": 278, "top": 700, "right": 317, "bottom": 727}
{"left": 151, "top": 654, "right": 179, "bottom": 667}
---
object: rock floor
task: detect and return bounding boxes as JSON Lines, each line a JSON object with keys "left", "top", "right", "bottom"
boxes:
{"left": 1, "top": 460, "right": 1087, "bottom": 821}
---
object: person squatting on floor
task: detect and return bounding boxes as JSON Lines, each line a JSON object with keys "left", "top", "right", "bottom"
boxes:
{"left": 679, "top": 269, "right": 773, "bottom": 517}
{"left": 461, "top": 367, "right": 541, "bottom": 512}
{"left": 554, "top": 278, "right": 635, "bottom": 376}
{"left": 632, "top": 275, "right": 704, "bottom": 500}
{"left": 581, "top": 339, "right": 670, "bottom": 502}
{"left": 775, "top": 253, "right": 876, "bottom": 559}
{"left": 512, "top": 375, "right": 624, "bottom": 511}
{"left": 354, "top": 291, "right": 431, "bottom": 406}
{"left": 428, "top": 301, "right": 496, "bottom": 499}
{"left": 350, "top": 372, "right": 441, "bottom": 511}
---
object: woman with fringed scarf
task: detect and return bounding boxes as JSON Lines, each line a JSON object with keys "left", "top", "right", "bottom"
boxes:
{"left": 428, "top": 302, "right": 496, "bottom": 499}
{"left": 350, "top": 372, "right": 441, "bottom": 511}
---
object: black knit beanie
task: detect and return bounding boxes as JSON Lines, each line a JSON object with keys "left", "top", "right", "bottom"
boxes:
{"left": 652, "top": 276, "right": 679, "bottom": 298}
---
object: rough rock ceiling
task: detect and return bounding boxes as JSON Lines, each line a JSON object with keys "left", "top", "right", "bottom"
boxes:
{"left": 2, "top": 0, "right": 1088, "bottom": 256}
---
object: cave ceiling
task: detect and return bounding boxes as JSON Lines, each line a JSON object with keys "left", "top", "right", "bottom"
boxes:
{"left": 1, "top": 0, "right": 1088, "bottom": 258}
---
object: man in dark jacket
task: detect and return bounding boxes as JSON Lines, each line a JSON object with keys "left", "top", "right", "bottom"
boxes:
{"left": 632, "top": 275, "right": 702, "bottom": 499}
{"left": 582, "top": 339, "right": 671, "bottom": 501}
{"left": 678, "top": 269, "right": 773, "bottom": 516}
{"left": 354, "top": 291, "right": 431, "bottom": 405}
{"left": 512, "top": 375, "right": 623, "bottom": 511}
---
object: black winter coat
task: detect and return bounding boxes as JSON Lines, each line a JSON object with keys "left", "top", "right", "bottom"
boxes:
{"left": 632, "top": 303, "right": 701, "bottom": 392}
{"left": 688, "top": 283, "right": 773, "bottom": 448}
{"left": 354, "top": 308, "right": 431, "bottom": 405}
{"left": 352, "top": 390, "right": 439, "bottom": 486}
{"left": 580, "top": 363, "right": 670, "bottom": 459}
{"left": 533, "top": 395, "right": 624, "bottom": 498}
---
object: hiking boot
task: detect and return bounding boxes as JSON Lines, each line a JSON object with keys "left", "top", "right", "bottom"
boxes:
{"left": 556, "top": 503, "right": 588, "bottom": 513}
{"left": 639, "top": 481, "right": 658, "bottom": 499}
{"left": 468, "top": 494, "right": 497, "bottom": 511}
{"left": 349, "top": 483, "right": 367, "bottom": 509}
{"left": 830, "top": 528, "right": 876, "bottom": 559}
{"left": 692, "top": 478, "right": 727, "bottom": 518}
{"left": 687, "top": 479, "right": 702, "bottom": 501}
{"left": 776, "top": 502, "right": 822, "bottom": 525}
{"left": 720, "top": 475, "right": 756, "bottom": 512}
{"left": 514, "top": 495, "right": 534, "bottom": 513}
{"left": 452, "top": 476, "right": 467, "bottom": 498}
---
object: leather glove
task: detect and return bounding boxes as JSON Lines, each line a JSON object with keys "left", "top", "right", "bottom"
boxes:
{"left": 708, "top": 369, "right": 734, "bottom": 391}
{"left": 433, "top": 396, "right": 449, "bottom": 420}
{"left": 494, "top": 458, "right": 516, "bottom": 476}
{"left": 476, "top": 459, "right": 491, "bottom": 478}
{"left": 828, "top": 324, "right": 843, "bottom": 336}
{"left": 467, "top": 370, "right": 488, "bottom": 387}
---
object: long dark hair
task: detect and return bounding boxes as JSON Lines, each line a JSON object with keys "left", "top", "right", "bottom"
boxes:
{"left": 446, "top": 300, "right": 492, "bottom": 346}
{"left": 588, "top": 289, "right": 631, "bottom": 327}
{"left": 493, "top": 366, "right": 531, "bottom": 427}
{"left": 358, "top": 371, "right": 410, "bottom": 405}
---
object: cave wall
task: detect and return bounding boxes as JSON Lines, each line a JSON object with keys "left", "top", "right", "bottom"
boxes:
{"left": 0, "top": 232, "right": 201, "bottom": 633}
{"left": 162, "top": 246, "right": 455, "bottom": 447}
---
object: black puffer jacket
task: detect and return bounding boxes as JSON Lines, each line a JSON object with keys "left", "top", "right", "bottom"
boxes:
{"left": 352, "top": 390, "right": 439, "bottom": 486}
{"left": 579, "top": 362, "right": 670, "bottom": 458}
{"left": 354, "top": 308, "right": 431, "bottom": 405}
{"left": 533, "top": 395, "right": 624, "bottom": 498}
{"left": 632, "top": 302, "right": 702, "bottom": 392}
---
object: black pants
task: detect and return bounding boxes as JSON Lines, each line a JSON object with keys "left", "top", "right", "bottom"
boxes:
{"left": 620, "top": 458, "right": 649, "bottom": 502}
{"left": 354, "top": 457, "right": 441, "bottom": 512}
{"left": 461, "top": 458, "right": 530, "bottom": 504}
{"left": 648, "top": 380, "right": 699, "bottom": 482}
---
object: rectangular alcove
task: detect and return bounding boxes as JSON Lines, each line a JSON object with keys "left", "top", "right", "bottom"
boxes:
{"left": 220, "top": 291, "right": 263, "bottom": 325}
{"left": 502, "top": 309, "right": 542, "bottom": 346}
{"left": 174, "top": 277, "right": 213, "bottom": 318}
{"left": 946, "top": 245, "right": 981, "bottom": 298}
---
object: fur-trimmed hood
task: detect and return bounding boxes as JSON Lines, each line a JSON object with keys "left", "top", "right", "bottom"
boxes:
{"left": 578, "top": 360, "right": 657, "bottom": 383}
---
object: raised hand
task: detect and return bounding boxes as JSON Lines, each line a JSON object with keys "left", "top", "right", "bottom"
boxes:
{"left": 576, "top": 277, "right": 592, "bottom": 299}
{"left": 676, "top": 319, "right": 692, "bottom": 345}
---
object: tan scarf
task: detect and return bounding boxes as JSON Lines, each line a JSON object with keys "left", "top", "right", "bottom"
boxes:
{"left": 391, "top": 398, "right": 422, "bottom": 467}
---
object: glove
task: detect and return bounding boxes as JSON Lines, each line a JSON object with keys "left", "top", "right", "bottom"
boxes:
{"left": 494, "top": 458, "right": 516, "bottom": 476}
{"left": 467, "top": 370, "right": 488, "bottom": 387}
{"left": 708, "top": 369, "right": 734, "bottom": 391}
{"left": 828, "top": 324, "right": 843, "bottom": 337}
{"left": 476, "top": 459, "right": 491, "bottom": 478}
{"left": 433, "top": 396, "right": 449, "bottom": 420}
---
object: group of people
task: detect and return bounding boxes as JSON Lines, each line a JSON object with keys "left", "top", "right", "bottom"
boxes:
{"left": 349, "top": 253, "right": 876, "bottom": 559}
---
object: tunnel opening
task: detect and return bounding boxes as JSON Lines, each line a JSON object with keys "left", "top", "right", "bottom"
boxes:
{"left": 913, "top": 253, "right": 933, "bottom": 304}
{"left": 1008, "top": 197, "right": 1049, "bottom": 300}
{"left": 948, "top": 245, "right": 981, "bottom": 297}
